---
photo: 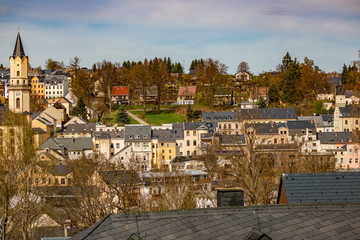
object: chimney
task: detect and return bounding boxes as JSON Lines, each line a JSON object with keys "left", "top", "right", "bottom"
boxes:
{"left": 217, "top": 188, "right": 244, "bottom": 207}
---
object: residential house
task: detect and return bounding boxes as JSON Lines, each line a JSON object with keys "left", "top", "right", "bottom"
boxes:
{"left": 44, "top": 77, "right": 69, "bottom": 99}
{"left": 277, "top": 172, "right": 360, "bottom": 204}
{"left": 248, "top": 87, "right": 268, "bottom": 103}
{"left": 124, "top": 125, "right": 152, "bottom": 171}
{"left": 93, "top": 130, "right": 125, "bottom": 159}
{"left": 64, "top": 90, "right": 78, "bottom": 108}
{"left": 170, "top": 156, "right": 205, "bottom": 171}
{"left": 317, "top": 131, "right": 356, "bottom": 169}
{"left": 234, "top": 70, "right": 252, "bottom": 82}
{"left": 30, "top": 75, "right": 45, "bottom": 99}
{"left": 151, "top": 129, "right": 179, "bottom": 169}
{"left": 245, "top": 122, "right": 289, "bottom": 145}
{"left": 334, "top": 105, "right": 360, "bottom": 132}
{"left": 32, "top": 116, "right": 55, "bottom": 146}
{"left": 57, "top": 123, "right": 96, "bottom": 138}
{"left": 176, "top": 122, "right": 215, "bottom": 157}
{"left": 40, "top": 105, "right": 68, "bottom": 128}
{"left": 111, "top": 86, "right": 130, "bottom": 105}
{"left": 202, "top": 108, "right": 297, "bottom": 135}
{"left": 56, "top": 97, "right": 72, "bottom": 115}
{"left": 63, "top": 116, "right": 87, "bottom": 127}
{"left": 214, "top": 87, "right": 233, "bottom": 106}
{"left": 39, "top": 137, "right": 93, "bottom": 160}
{"left": 298, "top": 115, "right": 334, "bottom": 133}
{"left": 177, "top": 86, "right": 196, "bottom": 105}
{"left": 286, "top": 120, "right": 317, "bottom": 152}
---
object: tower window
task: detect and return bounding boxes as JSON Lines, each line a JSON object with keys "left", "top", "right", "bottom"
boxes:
{"left": 17, "top": 80, "right": 19, "bottom": 84}
{"left": 17, "top": 71, "right": 20, "bottom": 77}
{"left": 16, "top": 98, "right": 20, "bottom": 109}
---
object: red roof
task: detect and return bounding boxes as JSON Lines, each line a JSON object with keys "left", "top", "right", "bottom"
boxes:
{"left": 112, "top": 86, "right": 130, "bottom": 96}
{"left": 178, "top": 86, "right": 196, "bottom": 96}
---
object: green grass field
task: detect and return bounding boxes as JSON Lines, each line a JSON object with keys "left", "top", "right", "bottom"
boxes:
{"left": 130, "top": 110, "right": 185, "bottom": 125}
{"left": 108, "top": 110, "right": 140, "bottom": 125}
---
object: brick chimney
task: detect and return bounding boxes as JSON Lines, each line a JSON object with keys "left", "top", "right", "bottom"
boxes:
{"left": 217, "top": 188, "right": 244, "bottom": 207}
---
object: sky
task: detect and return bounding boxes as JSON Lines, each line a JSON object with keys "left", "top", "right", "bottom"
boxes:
{"left": 0, "top": 0, "right": 359, "bottom": 74}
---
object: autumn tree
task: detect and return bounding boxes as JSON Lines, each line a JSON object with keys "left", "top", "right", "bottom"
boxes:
{"left": 61, "top": 157, "right": 108, "bottom": 230}
{"left": 93, "top": 61, "right": 128, "bottom": 120}
{"left": 45, "top": 58, "right": 63, "bottom": 70}
{"left": 69, "top": 56, "right": 81, "bottom": 76}
{"left": 129, "top": 59, "right": 151, "bottom": 114}
{"left": 149, "top": 58, "right": 168, "bottom": 112}
{"left": 71, "top": 69, "right": 95, "bottom": 111}
{"left": 299, "top": 57, "right": 329, "bottom": 100}
{"left": 195, "top": 58, "right": 228, "bottom": 108}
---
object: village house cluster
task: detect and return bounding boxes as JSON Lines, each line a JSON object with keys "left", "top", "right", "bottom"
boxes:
{"left": 2, "top": 30, "right": 360, "bottom": 239}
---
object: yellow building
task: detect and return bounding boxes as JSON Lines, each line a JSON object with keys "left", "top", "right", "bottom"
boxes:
{"left": 31, "top": 76, "right": 45, "bottom": 99}
{"left": 152, "top": 129, "right": 179, "bottom": 170}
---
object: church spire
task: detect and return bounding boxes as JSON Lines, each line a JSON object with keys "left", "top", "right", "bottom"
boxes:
{"left": 12, "top": 29, "right": 26, "bottom": 58}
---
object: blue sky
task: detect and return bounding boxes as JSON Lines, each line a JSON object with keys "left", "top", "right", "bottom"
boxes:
{"left": 0, "top": 0, "right": 359, "bottom": 74}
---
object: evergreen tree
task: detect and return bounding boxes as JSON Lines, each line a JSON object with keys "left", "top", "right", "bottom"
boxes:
{"left": 72, "top": 97, "right": 88, "bottom": 120}
{"left": 257, "top": 97, "right": 267, "bottom": 109}
{"left": 116, "top": 108, "right": 130, "bottom": 124}
{"left": 279, "top": 52, "right": 301, "bottom": 104}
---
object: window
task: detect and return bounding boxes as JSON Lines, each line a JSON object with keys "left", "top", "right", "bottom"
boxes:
{"left": 16, "top": 98, "right": 20, "bottom": 108}
{"left": 350, "top": 158, "right": 353, "bottom": 164}
{"left": 169, "top": 155, "right": 172, "bottom": 159}
{"left": 274, "top": 138, "right": 277, "bottom": 144}
{"left": 96, "top": 144, "right": 99, "bottom": 149}
{"left": 116, "top": 143, "right": 119, "bottom": 148}
{"left": 187, "top": 140, "right": 190, "bottom": 146}
{"left": 17, "top": 71, "right": 20, "bottom": 77}
{"left": 345, "top": 120, "right": 348, "bottom": 125}
{"left": 350, "top": 149, "right": 353, "bottom": 154}
{"left": 341, "top": 158, "right": 344, "bottom": 163}
{"left": 356, "top": 158, "right": 358, "bottom": 163}
{"left": 169, "top": 149, "right": 171, "bottom": 153}
{"left": 356, "top": 149, "right": 358, "bottom": 154}
{"left": 193, "top": 131, "right": 196, "bottom": 136}
{"left": 61, "top": 178, "right": 66, "bottom": 185}
{"left": 193, "top": 140, "right": 197, "bottom": 146}
{"left": 187, "top": 150, "right": 190, "bottom": 156}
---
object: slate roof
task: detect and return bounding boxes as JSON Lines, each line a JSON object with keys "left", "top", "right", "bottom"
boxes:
{"left": 12, "top": 31, "right": 26, "bottom": 58}
{"left": 286, "top": 120, "right": 316, "bottom": 135}
{"left": 297, "top": 116, "right": 324, "bottom": 128}
{"left": 94, "top": 130, "right": 124, "bottom": 139}
{"left": 183, "top": 122, "right": 215, "bottom": 130}
{"left": 57, "top": 123, "right": 96, "bottom": 133}
{"left": 178, "top": 86, "right": 196, "bottom": 96}
{"left": 124, "top": 125, "right": 151, "bottom": 142}
{"left": 246, "top": 122, "right": 280, "bottom": 134}
{"left": 39, "top": 137, "right": 93, "bottom": 151}
{"left": 202, "top": 108, "right": 297, "bottom": 122}
{"left": 277, "top": 172, "right": 360, "bottom": 204}
{"left": 339, "top": 106, "right": 360, "bottom": 117}
{"left": 71, "top": 203, "right": 360, "bottom": 240}
{"left": 152, "top": 129, "right": 176, "bottom": 142}
{"left": 221, "top": 134, "right": 246, "bottom": 145}
{"left": 317, "top": 131, "right": 356, "bottom": 144}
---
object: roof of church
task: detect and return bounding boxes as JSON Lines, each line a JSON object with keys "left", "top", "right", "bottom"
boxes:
{"left": 12, "top": 30, "right": 26, "bottom": 58}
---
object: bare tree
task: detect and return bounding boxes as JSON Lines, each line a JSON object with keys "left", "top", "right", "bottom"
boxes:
{"left": 237, "top": 61, "right": 250, "bottom": 73}
{"left": 0, "top": 111, "right": 43, "bottom": 240}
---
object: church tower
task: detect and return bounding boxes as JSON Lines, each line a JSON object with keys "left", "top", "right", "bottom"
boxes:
{"left": 8, "top": 29, "right": 31, "bottom": 113}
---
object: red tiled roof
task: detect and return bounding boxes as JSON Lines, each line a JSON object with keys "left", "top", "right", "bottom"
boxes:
{"left": 112, "top": 86, "right": 130, "bottom": 96}
{"left": 178, "top": 86, "right": 196, "bottom": 96}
